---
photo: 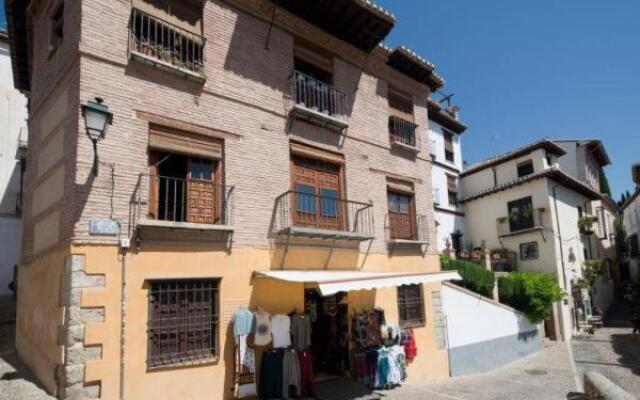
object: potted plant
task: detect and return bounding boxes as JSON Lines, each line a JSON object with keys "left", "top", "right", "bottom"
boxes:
{"left": 583, "top": 260, "right": 603, "bottom": 285}
{"left": 578, "top": 216, "right": 597, "bottom": 235}
{"left": 497, "top": 216, "right": 508, "bottom": 224}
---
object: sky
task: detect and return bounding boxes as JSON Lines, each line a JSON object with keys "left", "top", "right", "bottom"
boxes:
{"left": 377, "top": 0, "right": 640, "bottom": 200}
{"left": 0, "top": 2, "right": 638, "bottom": 197}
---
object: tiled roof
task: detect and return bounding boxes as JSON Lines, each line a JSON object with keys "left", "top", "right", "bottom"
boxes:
{"left": 460, "top": 167, "right": 603, "bottom": 203}
{"left": 460, "top": 139, "right": 566, "bottom": 177}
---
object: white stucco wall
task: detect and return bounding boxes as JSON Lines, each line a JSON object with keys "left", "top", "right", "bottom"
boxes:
{"left": 442, "top": 283, "right": 539, "bottom": 348}
{"left": 0, "top": 36, "right": 28, "bottom": 296}
{"left": 429, "top": 118, "right": 465, "bottom": 252}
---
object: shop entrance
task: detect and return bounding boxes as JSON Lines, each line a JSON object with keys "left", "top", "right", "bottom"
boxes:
{"left": 305, "top": 289, "right": 350, "bottom": 380}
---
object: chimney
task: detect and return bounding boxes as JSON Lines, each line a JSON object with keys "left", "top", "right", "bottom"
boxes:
{"left": 446, "top": 106, "right": 460, "bottom": 121}
{"left": 633, "top": 163, "right": 640, "bottom": 186}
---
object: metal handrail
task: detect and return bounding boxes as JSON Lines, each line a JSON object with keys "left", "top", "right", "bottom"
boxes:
{"left": 275, "top": 190, "right": 374, "bottom": 236}
{"left": 290, "top": 71, "right": 348, "bottom": 119}
{"left": 133, "top": 174, "right": 234, "bottom": 226}
{"left": 389, "top": 115, "right": 419, "bottom": 148}
{"left": 496, "top": 208, "right": 545, "bottom": 236}
{"left": 129, "top": 8, "right": 206, "bottom": 75}
{"left": 387, "top": 213, "right": 429, "bottom": 242}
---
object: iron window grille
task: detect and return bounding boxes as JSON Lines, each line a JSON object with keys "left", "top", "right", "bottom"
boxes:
{"left": 519, "top": 242, "right": 539, "bottom": 260}
{"left": 147, "top": 279, "right": 220, "bottom": 368}
{"left": 397, "top": 284, "right": 425, "bottom": 328}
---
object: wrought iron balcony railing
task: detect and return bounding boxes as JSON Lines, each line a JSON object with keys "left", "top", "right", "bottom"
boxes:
{"left": 388, "top": 213, "right": 429, "bottom": 243}
{"left": 496, "top": 208, "right": 545, "bottom": 237}
{"left": 274, "top": 190, "right": 374, "bottom": 240}
{"left": 290, "top": 71, "right": 349, "bottom": 122}
{"left": 129, "top": 8, "right": 206, "bottom": 78}
{"left": 389, "top": 116, "right": 419, "bottom": 150}
{"left": 133, "top": 175, "right": 233, "bottom": 228}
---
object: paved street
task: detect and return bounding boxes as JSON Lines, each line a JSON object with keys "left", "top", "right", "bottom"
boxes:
{"left": 572, "top": 300, "right": 640, "bottom": 397}
{"left": 0, "top": 323, "right": 54, "bottom": 400}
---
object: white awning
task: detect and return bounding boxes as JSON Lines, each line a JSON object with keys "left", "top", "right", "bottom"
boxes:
{"left": 253, "top": 270, "right": 462, "bottom": 296}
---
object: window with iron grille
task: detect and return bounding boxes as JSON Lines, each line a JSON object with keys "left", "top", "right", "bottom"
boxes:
{"left": 50, "top": 2, "right": 64, "bottom": 52}
{"left": 519, "top": 242, "right": 539, "bottom": 260}
{"left": 147, "top": 279, "right": 219, "bottom": 368}
{"left": 397, "top": 284, "right": 425, "bottom": 327}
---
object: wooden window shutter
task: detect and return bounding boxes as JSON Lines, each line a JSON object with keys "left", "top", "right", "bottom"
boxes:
{"left": 294, "top": 38, "right": 333, "bottom": 74}
{"left": 447, "top": 175, "right": 457, "bottom": 192}
{"left": 289, "top": 142, "right": 345, "bottom": 165}
{"left": 444, "top": 132, "right": 454, "bottom": 152}
{"left": 388, "top": 88, "right": 414, "bottom": 121}
{"left": 148, "top": 124, "right": 222, "bottom": 160}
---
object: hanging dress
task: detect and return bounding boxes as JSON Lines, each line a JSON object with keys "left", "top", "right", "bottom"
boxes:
{"left": 231, "top": 309, "right": 257, "bottom": 398}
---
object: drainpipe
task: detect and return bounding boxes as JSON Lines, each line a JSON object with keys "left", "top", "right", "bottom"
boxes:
{"left": 551, "top": 185, "right": 571, "bottom": 341}
{"left": 119, "top": 246, "right": 129, "bottom": 400}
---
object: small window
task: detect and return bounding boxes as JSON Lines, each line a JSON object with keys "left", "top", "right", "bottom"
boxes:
{"left": 320, "top": 188, "right": 338, "bottom": 217}
{"left": 397, "top": 284, "right": 425, "bottom": 327}
{"left": 517, "top": 160, "right": 534, "bottom": 178}
{"left": 50, "top": 3, "right": 64, "bottom": 52}
{"left": 447, "top": 175, "right": 457, "bottom": 206}
{"left": 520, "top": 242, "right": 539, "bottom": 260}
{"left": 147, "top": 279, "right": 220, "bottom": 368}
{"left": 444, "top": 131, "right": 455, "bottom": 162}
{"left": 296, "top": 184, "right": 316, "bottom": 214}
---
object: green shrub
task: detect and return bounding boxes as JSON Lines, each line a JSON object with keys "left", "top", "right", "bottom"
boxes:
{"left": 498, "top": 272, "right": 564, "bottom": 323}
{"left": 441, "top": 257, "right": 495, "bottom": 298}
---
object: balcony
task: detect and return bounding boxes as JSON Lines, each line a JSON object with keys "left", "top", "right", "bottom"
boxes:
{"left": 275, "top": 190, "right": 374, "bottom": 241}
{"left": 129, "top": 8, "right": 206, "bottom": 81}
{"left": 289, "top": 71, "right": 349, "bottom": 131}
{"left": 389, "top": 116, "right": 419, "bottom": 152}
{"left": 388, "top": 213, "right": 429, "bottom": 244}
{"left": 496, "top": 208, "right": 545, "bottom": 237}
{"left": 133, "top": 175, "right": 234, "bottom": 235}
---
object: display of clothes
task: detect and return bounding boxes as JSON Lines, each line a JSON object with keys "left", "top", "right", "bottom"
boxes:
{"left": 231, "top": 309, "right": 257, "bottom": 399}
{"left": 271, "top": 314, "right": 292, "bottom": 348}
{"left": 403, "top": 328, "right": 417, "bottom": 360}
{"left": 234, "top": 302, "right": 412, "bottom": 399}
{"left": 254, "top": 308, "right": 272, "bottom": 346}
{"left": 290, "top": 314, "right": 312, "bottom": 350}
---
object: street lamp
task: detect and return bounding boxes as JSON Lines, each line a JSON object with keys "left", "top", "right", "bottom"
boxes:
{"left": 81, "top": 97, "right": 113, "bottom": 176}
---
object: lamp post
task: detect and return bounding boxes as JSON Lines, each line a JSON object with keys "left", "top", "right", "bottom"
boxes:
{"left": 81, "top": 98, "right": 113, "bottom": 176}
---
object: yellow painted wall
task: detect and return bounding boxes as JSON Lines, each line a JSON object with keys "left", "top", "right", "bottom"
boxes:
{"left": 23, "top": 243, "right": 448, "bottom": 399}
{"left": 15, "top": 244, "right": 69, "bottom": 396}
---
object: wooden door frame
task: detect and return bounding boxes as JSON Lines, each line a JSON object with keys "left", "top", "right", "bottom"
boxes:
{"left": 387, "top": 189, "right": 417, "bottom": 240}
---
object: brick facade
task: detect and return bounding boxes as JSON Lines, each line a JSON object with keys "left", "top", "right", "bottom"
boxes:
{"left": 21, "top": 0, "right": 438, "bottom": 257}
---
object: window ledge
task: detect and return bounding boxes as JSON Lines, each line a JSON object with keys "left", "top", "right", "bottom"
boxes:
{"left": 391, "top": 141, "right": 420, "bottom": 153}
{"left": 389, "top": 238, "right": 429, "bottom": 245}
{"left": 400, "top": 321, "right": 426, "bottom": 329}
{"left": 130, "top": 51, "right": 206, "bottom": 82}
{"left": 290, "top": 104, "right": 349, "bottom": 132}
{"left": 138, "top": 219, "right": 234, "bottom": 232}
{"left": 147, "top": 356, "right": 219, "bottom": 372}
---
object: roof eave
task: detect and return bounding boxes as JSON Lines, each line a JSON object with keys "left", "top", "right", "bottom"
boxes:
{"left": 461, "top": 168, "right": 602, "bottom": 203}
{"left": 5, "top": 0, "right": 31, "bottom": 94}
{"left": 427, "top": 99, "right": 467, "bottom": 134}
